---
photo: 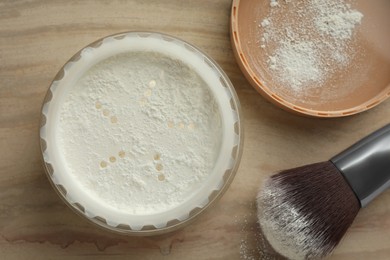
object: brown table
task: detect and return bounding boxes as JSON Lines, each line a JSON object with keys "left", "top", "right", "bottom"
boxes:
{"left": 1, "top": 1, "right": 389, "bottom": 259}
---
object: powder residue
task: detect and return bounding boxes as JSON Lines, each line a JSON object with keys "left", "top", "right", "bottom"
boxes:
{"left": 257, "top": 178, "right": 333, "bottom": 260}
{"left": 234, "top": 202, "right": 280, "bottom": 260}
{"left": 268, "top": 41, "right": 322, "bottom": 88}
{"left": 313, "top": 0, "right": 364, "bottom": 40}
{"left": 270, "top": 0, "right": 279, "bottom": 8}
{"left": 58, "top": 52, "right": 222, "bottom": 214}
{"left": 259, "top": 0, "right": 363, "bottom": 93}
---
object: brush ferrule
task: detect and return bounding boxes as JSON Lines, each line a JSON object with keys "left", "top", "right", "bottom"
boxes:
{"left": 331, "top": 124, "right": 390, "bottom": 208}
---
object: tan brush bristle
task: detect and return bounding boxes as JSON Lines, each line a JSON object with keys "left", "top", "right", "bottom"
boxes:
{"left": 257, "top": 161, "right": 360, "bottom": 260}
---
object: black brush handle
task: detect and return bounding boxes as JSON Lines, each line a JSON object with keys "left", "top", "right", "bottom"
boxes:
{"left": 331, "top": 124, "right": 390, "bottom": 207}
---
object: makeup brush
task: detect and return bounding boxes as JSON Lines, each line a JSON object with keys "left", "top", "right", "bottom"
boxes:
{"left": 256, "top": 124, "right": 390, "bottom": 260}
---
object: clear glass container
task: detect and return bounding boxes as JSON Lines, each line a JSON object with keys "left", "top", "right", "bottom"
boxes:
{"left": 40, "top": 32, "right": 243, "bottom": 235}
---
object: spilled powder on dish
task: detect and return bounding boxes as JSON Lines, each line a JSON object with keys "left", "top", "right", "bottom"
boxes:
{"left": 259, "top": 0, "right": 363, "bottom": 94}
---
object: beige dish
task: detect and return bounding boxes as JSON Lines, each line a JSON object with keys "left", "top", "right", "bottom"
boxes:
{"left": 231, "top": 0, "right": 390, "bottom": 117}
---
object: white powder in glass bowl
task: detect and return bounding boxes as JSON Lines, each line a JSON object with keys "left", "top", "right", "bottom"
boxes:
{"left": 41, "top": 32, "right": 241, "bottom": 232}
{"left": 57, "top": 51, "right": 222, "bottom": 215}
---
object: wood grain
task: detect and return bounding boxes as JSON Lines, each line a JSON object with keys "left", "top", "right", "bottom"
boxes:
{"left": 0, "top": 1, "right": 389, "bottom": 259}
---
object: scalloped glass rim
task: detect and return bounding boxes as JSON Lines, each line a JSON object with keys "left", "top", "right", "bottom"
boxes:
{"left": 39, "top": 31, "right": 243, "bottom": 235}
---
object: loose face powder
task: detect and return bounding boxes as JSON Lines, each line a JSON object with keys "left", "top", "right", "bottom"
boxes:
{"left": 58, "top": 51, "right": 222, "bottom": 215}
{"left": 41, "top": 32, "right": 242, "bottom": 233}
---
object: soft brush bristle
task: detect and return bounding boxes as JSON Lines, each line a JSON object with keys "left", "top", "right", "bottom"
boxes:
{"left": 256, "top": 161, "right": 360, "bottom": 260}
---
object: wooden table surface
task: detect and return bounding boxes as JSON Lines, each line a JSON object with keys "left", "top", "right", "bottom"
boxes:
{"left": 1, "top": 1, "right": 389, "bottom": 259}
